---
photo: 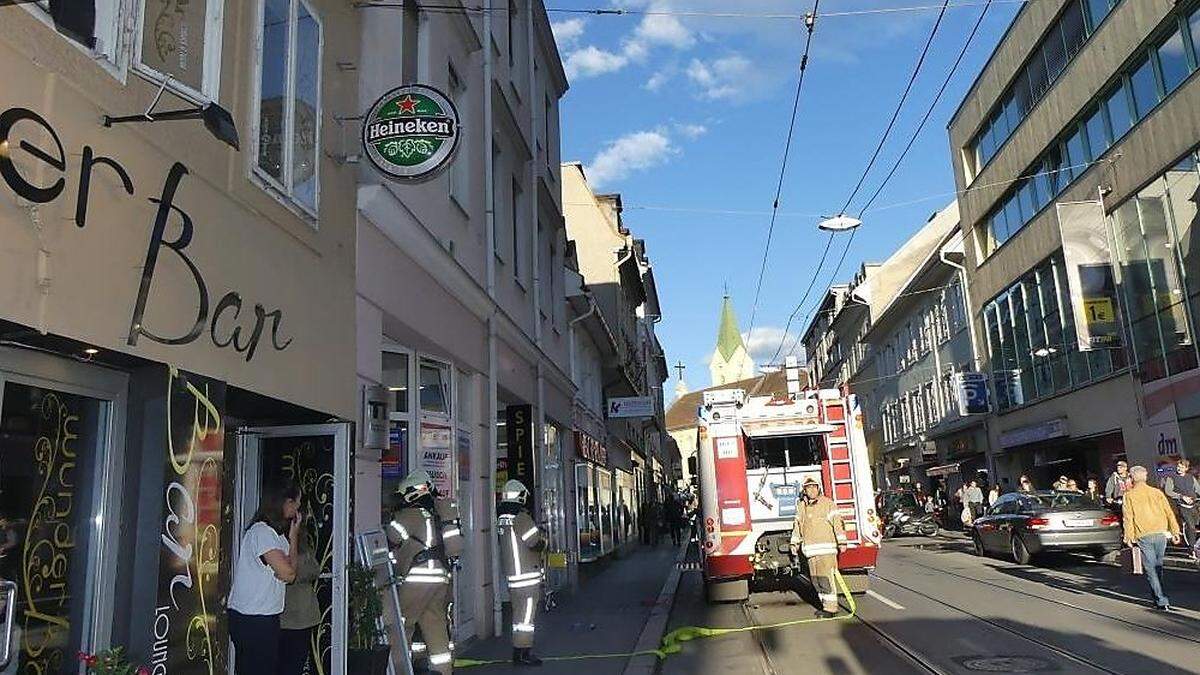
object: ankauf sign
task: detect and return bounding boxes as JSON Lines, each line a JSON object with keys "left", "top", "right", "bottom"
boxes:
{"left": 362, "top": 84, "right": 460, "bottom": 181}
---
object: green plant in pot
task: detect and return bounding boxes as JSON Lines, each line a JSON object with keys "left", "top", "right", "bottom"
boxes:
{"left": 348, "top": 559, "right": 391, "bottom": 675}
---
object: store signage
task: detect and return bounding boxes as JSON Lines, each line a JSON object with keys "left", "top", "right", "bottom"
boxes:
{"left": 362, "top": 84, "right": 461, "bottom": 181}
{"left": 575, "top": 430, "right": 608, "bottom": 465}
{"left": 0, "top": 107, "right": 294, "bottom": 363}
{"left": 154, "top": 367, "right": 226, "bottom": 675}
{"left": 607, "top": 396, "right": 654, "bottom": 419}
{"left": 419, "top": 423, "right": 455, "bottom": 499}
{"left": 1000, "top": 417, "right": 1068, "bottom": 448}
{"left": 1057, "top": 200, "right": 1122, "bottom": 351}
{"left": 954, "top": 372, "right": 990, "bottom": 415}
{"left": 506, "top": 404, "right": 534, "bottom": 491}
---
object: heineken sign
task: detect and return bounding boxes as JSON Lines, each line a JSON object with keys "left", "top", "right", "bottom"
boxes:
{"left": 362, "top": 84, "right": 460, "bottom": 181}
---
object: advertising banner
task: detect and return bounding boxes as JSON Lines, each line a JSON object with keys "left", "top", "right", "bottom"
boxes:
{"left": 506, "top": 405, "right": 534, "bottom": 510}
{"left": 1057, "top": 200, "right": 1122, "bottom": 350}
{"left": 606, "top": 396, "right": 654, "bottom": 419}
{"left": 152, "top": 367, "right": 227, "bottom": 675}
{"left": 419, "top": 423, "right": 455, "bottom": 498}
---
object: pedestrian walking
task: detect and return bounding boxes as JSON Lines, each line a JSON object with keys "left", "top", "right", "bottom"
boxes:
{"left": 665, "top": 494, "right": 684, "bottom": 547}
{"left": 789, "top": 476, "right": 847, "bottom": 618}
{"left": 1106, "top": 461, "right": 1132, "bottom": 507}
{"left": 964, "top": 480, "right": 984, "bottom": 523}
{"left": 1122, "top": 465, "right": 1182, "bottom": 611}
{"left": 278, "top": 509, "right": 320, "bottom": 675}
{"left": 1162, "top": 458, "right": 1200, "bottom": 547}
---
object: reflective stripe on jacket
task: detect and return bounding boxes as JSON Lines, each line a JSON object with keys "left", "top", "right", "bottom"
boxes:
{"left": 387, "top": 506, "right": 449, "bottom": 584}
{"left": 498, "top": 510, "right": 544, "bottom": 588}
{"left": 790, "top": 495, "right": 847, "bottom": 559}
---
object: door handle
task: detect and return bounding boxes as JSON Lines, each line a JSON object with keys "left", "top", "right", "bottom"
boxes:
{"left": 0, "top": 579, "right": 16, "bottom": 669}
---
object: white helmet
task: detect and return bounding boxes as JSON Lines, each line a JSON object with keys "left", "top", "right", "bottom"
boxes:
{"left": 397, "top": 470, "right": 434, "bottom": 504}
{"left": 501, "top": 479, "right": 529, "bottom": 505}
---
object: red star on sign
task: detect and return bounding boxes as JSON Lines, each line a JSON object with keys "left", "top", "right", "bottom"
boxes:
{"left": 397, "top": 95, "right": 418, "bottom": 115}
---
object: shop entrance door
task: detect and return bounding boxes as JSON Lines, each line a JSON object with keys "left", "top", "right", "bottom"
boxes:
{"left": 234, "top": 424, "right": 351, "bottom": 675}
{"left": 0, "top": 348, "right": 126, "bottom": 675}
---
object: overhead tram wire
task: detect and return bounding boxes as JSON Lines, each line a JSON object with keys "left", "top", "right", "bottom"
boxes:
{"left": 765, "top": 0, "right": 954, "bottom": 368}
{"left": 354, "top": 0, "right": 1042, "bottom": 19}
{"left": 733, "top": 0, "right": 822, "bottom": 378}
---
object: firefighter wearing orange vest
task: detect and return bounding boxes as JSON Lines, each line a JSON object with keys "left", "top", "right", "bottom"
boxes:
{"left": 388, "top": 471, "right": 455, "bottom": 674}
{"left": 789, "top": 475, "right": 847, "bottom": 617}
{"left": 497, "top": 479, "right": 545, "bottom": 666}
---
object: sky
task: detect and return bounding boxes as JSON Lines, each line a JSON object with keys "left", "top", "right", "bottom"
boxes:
{"left": 550, "top": 0, "right": 1023, "bottom": 402}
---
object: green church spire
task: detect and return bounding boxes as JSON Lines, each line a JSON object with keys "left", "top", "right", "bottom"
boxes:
{"left": 716, "top": 295, "right": 745, "bottom": 361}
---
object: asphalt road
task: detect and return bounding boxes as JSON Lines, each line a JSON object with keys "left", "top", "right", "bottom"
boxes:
{"left": 662, "top": 534, "right": 1200, "bottom": 674}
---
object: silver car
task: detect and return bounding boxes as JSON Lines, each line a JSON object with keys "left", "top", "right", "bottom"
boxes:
{"left": 971, "top": 490, "right": 1122, "bottom": 564}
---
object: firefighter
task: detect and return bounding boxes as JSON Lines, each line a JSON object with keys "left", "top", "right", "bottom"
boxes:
{"left": 789, "top": 475, "right": 847, "bottom": 618}
{"left": 387, "top": 471, "right": 454, "bottom": 674}
{"left": 497, "top": 479, "right": 545, "bottom": 666}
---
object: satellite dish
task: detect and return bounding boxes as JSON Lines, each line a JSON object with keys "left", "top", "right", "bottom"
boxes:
{"left": 818, "top": 215, "right": 863, "bottom": 232}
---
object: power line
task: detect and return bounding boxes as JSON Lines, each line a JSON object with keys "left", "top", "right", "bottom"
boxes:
{"left": 354, "top": 0, "right": 1042, "bottom": 19}
{"left": 767, "top": 0, "right": 952, "bottom": 366}
{"left": 735, "top": 1, "right": 822, "bottom": 378}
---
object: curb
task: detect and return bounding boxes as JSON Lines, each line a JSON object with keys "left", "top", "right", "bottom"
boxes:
{"left": 621, "top": 540, "right": 690, "bottom": 675}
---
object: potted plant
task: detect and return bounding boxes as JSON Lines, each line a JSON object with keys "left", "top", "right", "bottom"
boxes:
{"left": 347, "top": 559, "right": 391, "bottom": 675}
{"left": 76, "top": 647, "right": 149, "bottom": 675}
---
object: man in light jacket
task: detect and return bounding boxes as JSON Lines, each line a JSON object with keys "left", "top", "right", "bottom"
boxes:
{"left": 1123, "top": 466, "right": 1181, "bottom": 611}
{"left": 790, "top": 476, "right": 847, "bottom": 618}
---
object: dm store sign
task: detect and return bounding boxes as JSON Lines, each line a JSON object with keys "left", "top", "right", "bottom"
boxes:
{"left": 362, "top": 84, "right": 461, "bottom": 181}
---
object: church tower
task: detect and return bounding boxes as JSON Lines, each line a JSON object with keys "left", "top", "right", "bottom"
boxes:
{"left": 709, "top": 295, "right": 757, "bottom": 386}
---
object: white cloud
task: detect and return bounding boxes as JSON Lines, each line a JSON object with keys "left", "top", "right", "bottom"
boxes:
{"left": 644, "top": 68, "right": 673, "bottom": 91}
{"left": 742, "top": 326, "right": 799, "bottom": 368}
{"left": 674, "top": 122, "right": 708, "bottom": 139}
{"left": 686, "top": 54, "right": 767, "bottom": 101}
{"left": 551, "top": 18, "right": 586, "bottom": 50}
{"left": 632, "top": 10, "right": 694, "bottom": 51}
{"left": 587, "top": 130, "right": 678, "bottom": 187}
{"left": 564, "top": 46, "right": 630, "bottom": 79}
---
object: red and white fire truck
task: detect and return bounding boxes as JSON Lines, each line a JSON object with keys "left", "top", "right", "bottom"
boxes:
{"left": 695, "top": 367, "right": 881, "bottom": 602}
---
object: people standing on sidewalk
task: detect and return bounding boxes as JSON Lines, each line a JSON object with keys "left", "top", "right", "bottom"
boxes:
{"left": 1018, "top": 475, "right": 1035, "bottom": 493}
{"left": 1085, "top": 477, "right": 1104, "bottom": 505}
{"left": 1122, "top": 465, "right": 1182, "bottom": 611}
{"left": 964, "top": 480, "right": 984, "bottom": 524}
{"left": 388, "top": 471, "right": 455, "bottom": 674}
{"left": 228, "top": 483, "right": 301, "bottom": 675}
{"left": 497, "top": 480, "right": 546, "bottom": 667}
{"left": 665, "top": 493, "right": 684, "bottom": 547}
{"left": 1162, "top": 458, "right": 1200, "bottom": 546}
{"left": 1106, "top": 461, "right": 1132, "bottom": 507}
{"left": 987, "top": 484, "right": 1000, "bottom": 508}
{"left": 789, "top": 476, "right": 847, "bottom": 618}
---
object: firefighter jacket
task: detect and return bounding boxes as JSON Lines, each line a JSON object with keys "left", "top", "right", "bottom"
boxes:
{"left": 497, "top": 505, "right": 544, "bottom": 591}
{"left": 387, "top": 505, "right": 450, "bottom": 585}
{"left": 436, "top": 497, "right": 464, "bottom": 559}
{"left": 790, "top": 495, "right": 847, "bottom": 558}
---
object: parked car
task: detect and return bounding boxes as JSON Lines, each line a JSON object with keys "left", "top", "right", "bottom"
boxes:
{"left": 970, "top": 490, "right": 1121, "bottom": 564}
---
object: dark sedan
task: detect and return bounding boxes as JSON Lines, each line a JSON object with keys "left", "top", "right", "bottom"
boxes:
{"left": 971, "top": 490, "right": 1122, "bottom": 564}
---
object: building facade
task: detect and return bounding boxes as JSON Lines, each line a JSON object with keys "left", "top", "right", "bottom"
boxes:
{"left": 949, "top": 0, "right": 1200, "bottom": 486}
{"left": 353, "top": 0, "right": 570, "bottom": 645}
{"left": 0, "top": 2, "right": 359, "bottom": 673}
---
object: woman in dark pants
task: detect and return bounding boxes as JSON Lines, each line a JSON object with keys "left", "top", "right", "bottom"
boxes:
{"left": 279, "top": 509, "right": 322, "bottom": 675}
{"left": 228, "top": 483, "right": 301, "bottom": 675}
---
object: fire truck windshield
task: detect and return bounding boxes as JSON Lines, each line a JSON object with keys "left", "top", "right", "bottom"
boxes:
{"left": 747, "top": 434, "right": 822, "bottom": 469}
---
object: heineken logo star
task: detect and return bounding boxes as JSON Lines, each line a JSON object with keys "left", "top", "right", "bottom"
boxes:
{"left": 397, "top": 95, "right": 418, "bottom": 115}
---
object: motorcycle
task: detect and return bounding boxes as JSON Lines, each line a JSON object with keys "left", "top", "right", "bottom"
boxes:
{"left": 883, "top": 508, "right": 939, "bottom": 538}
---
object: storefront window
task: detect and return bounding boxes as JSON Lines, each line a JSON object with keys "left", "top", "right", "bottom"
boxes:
{"left": 383, "top": 352, "right": 410, "bottom": 413}
{"left": 575, "top": 464, "right": 600, "bottom": 562}
{"left": 597, "top": 469, "right": 613, "bottom": 554}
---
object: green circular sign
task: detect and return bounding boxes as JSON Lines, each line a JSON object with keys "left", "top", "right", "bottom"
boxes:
{"left": 362, "top": 84, "right": 461, "bottom": 181}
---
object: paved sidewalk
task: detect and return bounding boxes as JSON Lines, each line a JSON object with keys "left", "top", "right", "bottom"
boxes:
{"left": 456, "top": 541, "right": 684, "bottom": 674}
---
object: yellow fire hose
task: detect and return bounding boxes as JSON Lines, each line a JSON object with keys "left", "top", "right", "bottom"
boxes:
{"left": 453, "top": 568, "right": 857, "bottom": 668}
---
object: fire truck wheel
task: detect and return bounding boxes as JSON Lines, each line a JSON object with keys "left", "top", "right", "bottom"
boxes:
{"left": 705, "top": 579, "right": 749, "bottom": 604}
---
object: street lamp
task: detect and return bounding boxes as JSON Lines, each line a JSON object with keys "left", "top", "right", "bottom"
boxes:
{"left": 1031, "top": 347, "right": 1059, "bottom": 358}
{"left": 818, "top": 215, "right": 863, "bottom": 232}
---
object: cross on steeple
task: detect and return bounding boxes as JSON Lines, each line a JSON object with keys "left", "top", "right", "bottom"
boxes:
{"left": 674, "top": 361, "right": 687, "bottom": 381}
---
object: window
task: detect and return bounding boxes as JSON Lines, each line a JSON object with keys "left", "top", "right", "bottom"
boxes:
{"left": 1105, "top": 83, "right": 1133, "bottom": 139}
{"left": 1083, "top": 106, "right": 1110, "bottom": 158}
{"left": 1191, "top": 7, "right": 1200, "bottom": 66}
{"left": 448, "top": 64, "right": 468, "bottom": 205}
{"left": 1064, "top": 127, "right": 1089, "bottom": 179}
{"left": 1060, "top": 1, "right": 1087, "bottom": 62}
{"left": 1084, "top": 0, "right": 1112, "bottom": 31}
{"left": 511, "top": 178, "right": 523, "bottom": 281}
{"left": 383, "top": 351, "right": 411, "bottom": 413}
{"left": 419, "top": 358, "right": 452, "bottom": 416}
{"left": 492, "top": 144, "right": 502, "bottom": 259}
{"left": 1129, "top": 57, "right": 1159, "bottom": 118}
{"left": 136, "top": 0, "right": 224, "bottom": 99}
{"left": 1156, "top": 28, "right": 1191, "bottom": 96}
{"left": 254, "top": 0, "right": 322, "bottom": 215}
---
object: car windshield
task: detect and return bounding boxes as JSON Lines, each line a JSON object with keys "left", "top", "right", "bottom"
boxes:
{"left": 1025, "top": 492, "right": 1102, "bottom": 510}
{"left": 884, "top": 492, "right": 919, "bottom": 512}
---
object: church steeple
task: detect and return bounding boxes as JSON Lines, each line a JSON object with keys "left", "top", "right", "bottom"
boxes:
{"left": 710, "top": 294, "right": 757, "bottom": 386}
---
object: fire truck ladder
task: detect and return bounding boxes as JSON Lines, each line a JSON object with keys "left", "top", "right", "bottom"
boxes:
{"left": 821, "top": 399, "right": 860, "bottom": 545}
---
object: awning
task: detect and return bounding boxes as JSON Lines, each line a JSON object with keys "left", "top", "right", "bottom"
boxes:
{"left": 925, "top": 463, "right": 961, "bottom": 477}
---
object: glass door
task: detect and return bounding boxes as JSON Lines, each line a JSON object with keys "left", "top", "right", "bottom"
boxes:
{"left": 0, "top": 348, "right": 126, "bottom": 675}
{"left": 234, "top": 424, "right": 351, "bottom": 675}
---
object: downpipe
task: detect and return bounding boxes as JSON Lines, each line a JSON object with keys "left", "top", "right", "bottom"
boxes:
{"left": 483, "top": 0, "right": 503, "bottom": 639}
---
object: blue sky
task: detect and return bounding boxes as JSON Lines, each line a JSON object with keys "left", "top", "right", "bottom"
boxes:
{"left": 550, "top": 0, "right": 1022, "bottom": 400}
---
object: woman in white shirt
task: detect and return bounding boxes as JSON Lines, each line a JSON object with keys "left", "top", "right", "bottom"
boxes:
{"left": 228, "top": 483, "right": 301, "bottom": 675}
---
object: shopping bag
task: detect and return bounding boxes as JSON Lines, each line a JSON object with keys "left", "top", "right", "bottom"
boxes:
{"left": 960, "top": 505, "right": 973, "bottom": 527}
{"left": 1119, "top": 545, "right": 1143, "bottom": 575}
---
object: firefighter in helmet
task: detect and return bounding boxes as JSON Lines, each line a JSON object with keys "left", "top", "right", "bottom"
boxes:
{"left": 789, "top": 475, "right": 847, "bottom": 617}
{"left": 387, "top": 470, "right": 455, "bottom": 674}
{"left": 497, "top": 479, "right": 545, "bottom": 666}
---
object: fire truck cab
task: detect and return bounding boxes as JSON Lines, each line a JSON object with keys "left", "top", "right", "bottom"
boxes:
{"left": 695, "top": 374, "right": 881, "bottom": 603}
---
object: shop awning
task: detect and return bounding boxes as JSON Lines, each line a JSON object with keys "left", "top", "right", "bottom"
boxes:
{"left": 925, "top": 463, "right": 961, "bottom": 477}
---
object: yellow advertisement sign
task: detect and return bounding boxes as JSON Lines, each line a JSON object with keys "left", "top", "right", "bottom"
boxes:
{"left": 1083, "top": 297, "right": 1115, "bottom": 324}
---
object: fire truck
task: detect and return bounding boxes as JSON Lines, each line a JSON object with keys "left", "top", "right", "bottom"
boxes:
{"left": 695, "top": 364, "right": 881, "bottom": 602}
